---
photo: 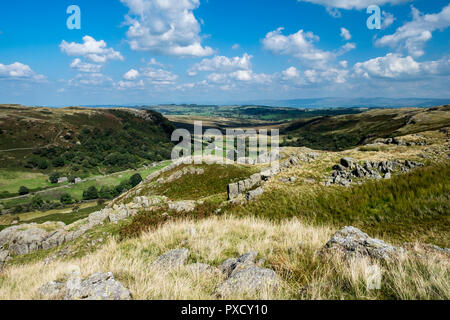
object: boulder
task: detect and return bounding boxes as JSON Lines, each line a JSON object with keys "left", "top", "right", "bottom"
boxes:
{"left": 215, "top": 266, "right": 279, "bottom": 297}
{"left": 322, "top": 226, "right": 403, "bottom": 260}
{"left": 39, "top": 272, "right": 131, "bottom": 300}
{"left": 227, "top": 183, "right": 239, "bottom": 200}
{"left": 340, "top": 157, "right": 355, "bottom": 169}
{"left": 109, "top": 209, "right": 129, "bottom": 223}
{"left": 152, "top": 248, "right": 189, "bottom": 269}
{"left": 88, "top": 209, "right": 110, "bottom": 227}
{"left": 168, "top": 201, "right": 196, "bottom": 213}
{"left": 220, "top": 252, "right": 258, "bottom": 277}
{"left": 9, "top": 228, "right": 49, "bottom": 255}
{"left": 246, "top": 187, "right": 264, "bottom": 202}
{"left": 0, "top": 249, "right": 10, "bottom": 268}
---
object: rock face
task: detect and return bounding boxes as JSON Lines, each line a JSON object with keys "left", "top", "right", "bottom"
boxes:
{"left": 227, "top": 173, "right": 262, "bottom": 201}
{"left": 325, "top": 159, "right": 424, "bottom": 187}
{"left": 39, "top": 272, "right": 131, "bottom": 300}
{"left": 322, "top": 226, "right": 403, "bottom": 260}
{"left": 216, "top": 252, "right": 279, "bottom": 297}
{"left": 152, "top": 248, "right": 189, "bottom": 269}
{"left": 246, "top": 187, "right": 264, "bottom": 202}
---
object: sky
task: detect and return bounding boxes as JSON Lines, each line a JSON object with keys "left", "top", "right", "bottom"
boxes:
{"left": 0, "top": 0, "right": 449, "bottom": 106}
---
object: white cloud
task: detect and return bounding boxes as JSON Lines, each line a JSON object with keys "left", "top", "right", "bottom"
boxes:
{"left": 232, "top": 44, "right": 241, "bottom": 50}
{"left": 297, "top": 0, "right": 413, "bottom": 10}
{"left": 336, "top": 42, "right": 356, "bottom": 56}
{"left": 340, "top": 27, "right": 351, "bottom": 40}
{"left": 188, "top": 53, "right": 253, "bottom": 76}
{"left": 68, "top": 73, "right": 113, "bottom": 87}
{"left": 382, "top": 11, "right": 396, "bottom": 29}
{"left": 140, "top": 67, "right": 178, "bottom": 85}
{"left": 118, "top": 79, "right": 145, "bottom": 89}
{"left": 353, "top": 53, "right": 450, "bottom": 79}
{"left": 70, "top": 58, "right": 102, "bottom": 73}
{"left": 0, "top": 62, "right": 45, "bottom": 81}
{"left": 282, "top": 66, "right": 300, "bottom": 79}
{"left": 123, "top": 69, "right": 140, "bottom": 80}
{"left": 262, "top": 27, "right": 335, "bottom": 68}
{"left": 376, "top": 4, "right": 450, "bottom": 57}
{"left": 120, "top": 0, "right": 214, "bottom": 57}
{"left": 60, "top": 36, "right": 124, "bottom": 63}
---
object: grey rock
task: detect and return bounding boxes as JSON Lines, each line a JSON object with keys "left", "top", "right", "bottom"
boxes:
{"left": 152, "top": 248, "right": 189, "bottom": 269}
{"left": 246, "top": 187, "right": 264, "bottom": 202}
{"left": 216, "top": 266, "right": 279, "bottom": 297}
{"left": 340, "top": 157, "right": 355, "bottom": 169}
{"left": 168, "top": 201, "right": 196, "bottom": 213}
{"left": 220, "top": 258, "right": 238, "bottom": 276}
{"left": 0, "top": 249, "right": 10, "bottom": 268}
{"left": 9, "top": 228, "right": 49, "bottom": 255}
{"left": 88, "top": 209, "right": 110, "bottom": 226}
{"left": 227, "top": 183, "right": 239, "bottom": 200}
{"left": 333, "top": 164, "right": 346, "bottom": 171}
{"left": 39, "top": 272, "right": 131, "bottom": 300}
{"left": 323, "top": 226, "right": 403, "bottom": 260}
{"left": 109, "top": 209, "right": 129, "bottom": 223}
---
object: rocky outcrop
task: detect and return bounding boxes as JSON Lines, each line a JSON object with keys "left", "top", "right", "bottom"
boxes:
{"left": 168, "top": 201, "right": 197, "bottom": 213}
{"left": 227, "top": 173, "right": 262, "bottom": 200}
{"left": 39, "top": 272, "right": 131, "bottom": 300}
{"left": 158, "top": 167, "right": 205, "bottom": 184}
{"left": 325, "top": 159, "right": 424, "bottom": 187}
{"left": 322, "top": 226, "right": 404, "bottom": 260}
{"left": 151, "top": 248, "right": 190, "bottom": 270}
{"left": 216, "top": 252, "right": 279, "bottom": 297}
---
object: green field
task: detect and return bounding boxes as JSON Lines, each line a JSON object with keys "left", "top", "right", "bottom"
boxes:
{"left": 0, "top": 161, "right": 171, "bottom": 209}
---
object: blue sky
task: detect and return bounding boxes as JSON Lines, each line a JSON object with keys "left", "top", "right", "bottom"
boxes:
{"left": 0, "top": 0, "right": 449, "bottom": 106}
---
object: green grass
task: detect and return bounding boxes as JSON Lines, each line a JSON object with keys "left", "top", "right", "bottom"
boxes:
{"left": 232, "top": 163, "right": 450, "bottom": 247}
{"left": 0, "top": 161, "right": 171, "bottom": 208}
{"left": 25, "top": 204, "right": 104, "bottom": 225}
{"left": 0, "top": 170, "right": 55, "bottom": 196}
{"left": 151, "top": 164, "right": 259, "bottom": 200}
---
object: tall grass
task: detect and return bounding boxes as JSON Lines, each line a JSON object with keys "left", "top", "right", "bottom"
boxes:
{"left": 232, "top": 163, "right": 450, "bottom": 247}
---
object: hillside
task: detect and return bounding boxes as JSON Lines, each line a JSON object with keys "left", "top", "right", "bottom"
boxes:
{"left": 0, "top": 105, "right": 175, "bottom": 173}
{"left": 281, "top": 105, "right": 450, "bottom": 151}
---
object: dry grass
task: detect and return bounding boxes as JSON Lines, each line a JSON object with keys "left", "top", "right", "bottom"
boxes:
{"left": 1, "top": 216, "right": 448, "bottom": 300}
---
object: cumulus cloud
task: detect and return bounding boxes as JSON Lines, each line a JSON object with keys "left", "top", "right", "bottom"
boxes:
{"left": 123, "top": 69, "right": 140, "bottom": 80}
{"left": 340, "top": 27, "right": 352, "bottom": 40}
{"left": 70, "top": 58, "right": 102, "bottom": 73}
{"left": 0, "top": 62, "right": 45, "bottom": 81}
{"left": 188, "top": 53, "right": 253, "bottom": 76}
{"left": 232, "top": 44, "right": 241, "bottom": 50}
{"left": 60, "top": 36, "right": 124, "bottom": 63}
{"left": 354, "top": 53, "right": 450, "bottom": 79}
{"left": 282, "top": 66, "right": 301, "bottom": 79}
{"left": 120, "top": 0, "right": 214, "bottom": 57}
{"left": 376, "top": 4, "right": 450, "bottom": 57}
{"left": 382, "top": 11, "right": 396, "bottom": 29}
{"left": 263, "top": 28, "right": 355, "bottom": 68}
{"left": 297, "top": 0, "right": 413, "bottom": 10}
{"left": 262, "top": 28, "right": 335, "bottom": 68}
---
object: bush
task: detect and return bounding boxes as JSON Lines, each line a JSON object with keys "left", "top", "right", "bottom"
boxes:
{"left": 18, "top": 186, "right": 30, "bottom": 195}
{"left": 52, "top": 157, "right": 65, "bottom": 167}
{"left": 60, "top": 193, "right": 73, "bottom": 205}
{"left": 130, "top": 173, "right": 143, "bottom": 187}
{"left": 99, "top": 186, "right": 113, "bottom": 199}
{"left": 37, "top": 159, "right": 49, "bottom": 170}
{"left": 49, "top": 172, "right": 60, "bottom": 184}
{"left": 83, "top": 186, "right": 99, "bottom": 200}
{"left": 31, "top": 195, "right": 44, "bottom": 209}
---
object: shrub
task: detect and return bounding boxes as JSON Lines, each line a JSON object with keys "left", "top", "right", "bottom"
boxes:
{"left": 18, "top": 186, "right": 30, "bottom": 195}
{"left": 49, "top": 172, "right": 60, "bottom": 184}
{"left": 37, "top": 159, "right": 48, "bottom": 170}
{"left": 31, "top": 195, "right": 44, "bottom": 209}
{"left": 52, "top": 157, "right": 65, "bottom": 167}
{"left": 130, "top": 173, "right": 143, "bottom": 187}
{"left": 60, "top": 193, "right": 73, "bottom": 205}
{"left": 83, "top": 186, "right": 99, "bottom": 200}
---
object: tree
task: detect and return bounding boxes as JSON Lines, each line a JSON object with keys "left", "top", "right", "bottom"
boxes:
{"left": 83, "top": 186, "right": 98, "bottom": 200}
{"left": 52, "top": 157, "right": 65, "bottom": 167}
{"left": 31, "top": 195, "right": 44, "bottom": 209}
{"left": 18, "top": 186, "right": 30, "bottom": 195}
{"left": 129, "top": 173, "right": 143, "bottom": 187}
{"left": 60, "top": 193, "right": 73, "bottom": 205}
{"left": 99, "top": 186, "right": 113, "bottom": 199}
{"left": 38, "top": 159, "right": 49, "bottom": 170}
{"left": 49, "top": 172, "right": 60, "bottom": 184}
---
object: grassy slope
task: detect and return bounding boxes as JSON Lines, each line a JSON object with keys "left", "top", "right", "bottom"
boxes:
{"left": 281, "top": 105, "right": 450, "bottom": 151}
{"left": 0, "top": 105, "right": 174, "bottom": 172}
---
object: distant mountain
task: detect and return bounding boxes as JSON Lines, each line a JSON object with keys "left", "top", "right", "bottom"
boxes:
{"left": 243, "top": 98, "right": 450, "bottom": 109}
